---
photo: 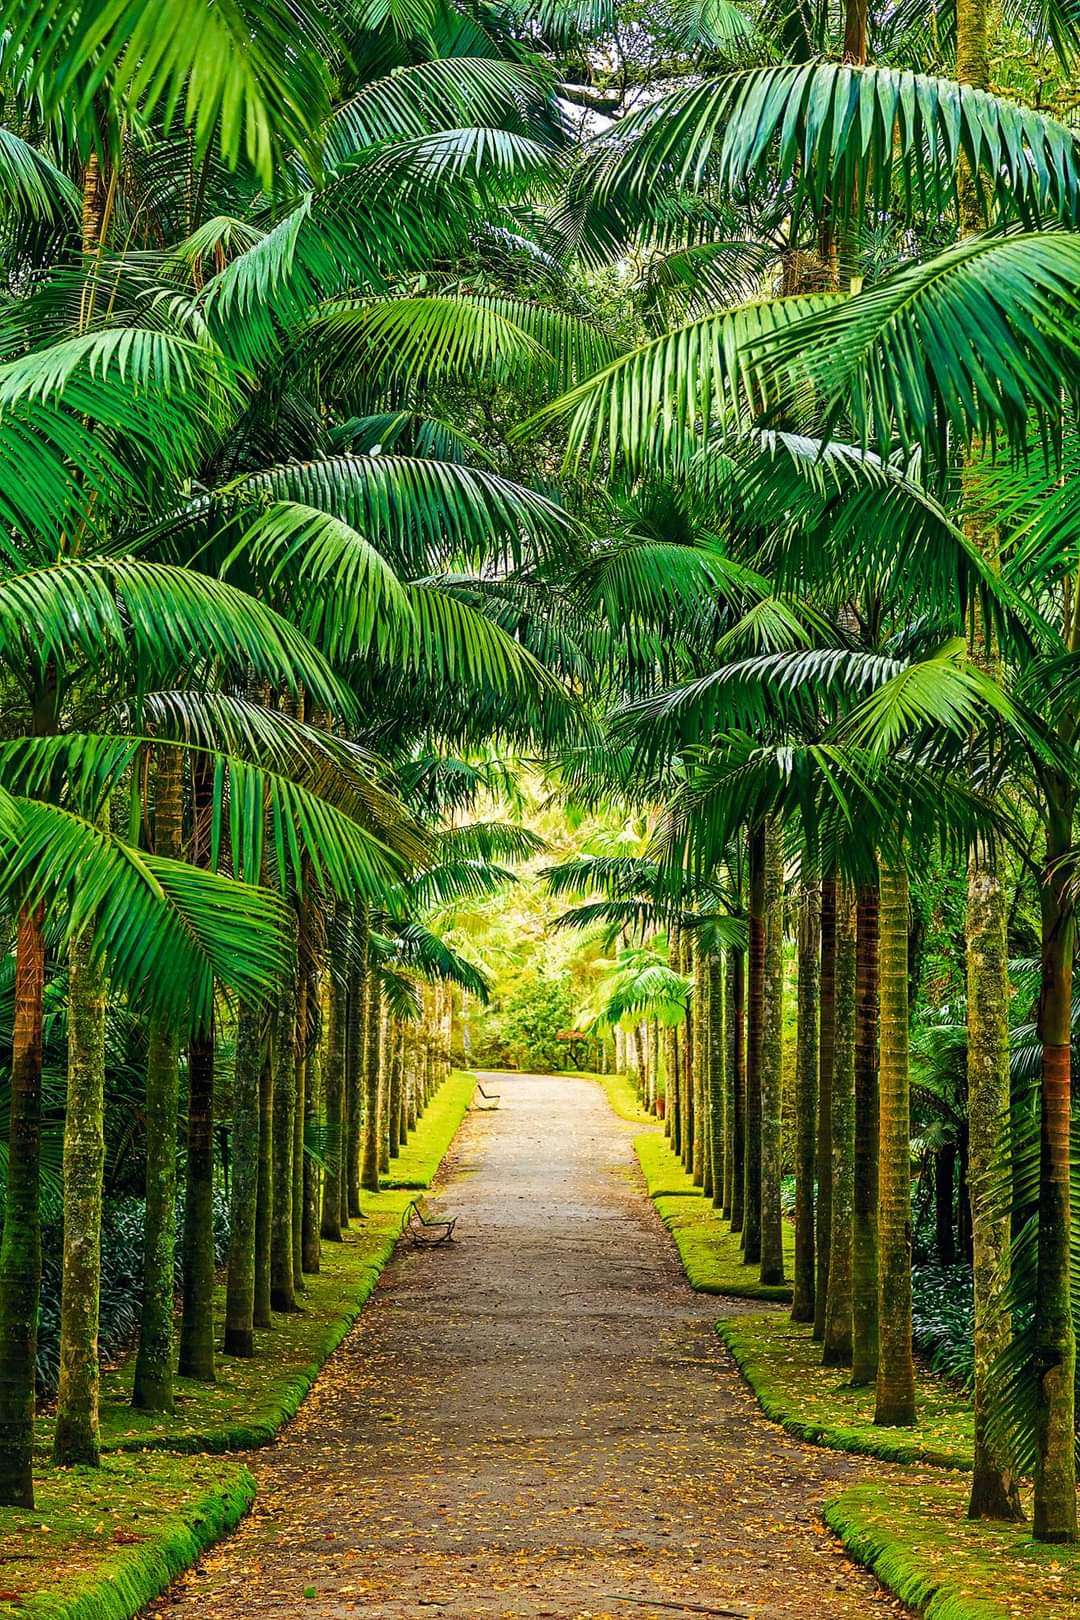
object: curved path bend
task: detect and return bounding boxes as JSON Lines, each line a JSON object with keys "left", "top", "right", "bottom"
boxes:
{"left": 150, "top": 1073, "right": 908, "bottom": 1620}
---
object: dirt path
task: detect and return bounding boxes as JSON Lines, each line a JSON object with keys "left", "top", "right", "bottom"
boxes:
{"left": 150, "top": 1073, "right": 909, "bottom": 1620}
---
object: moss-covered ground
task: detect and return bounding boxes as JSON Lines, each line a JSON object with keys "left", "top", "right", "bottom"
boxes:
{"left": 717, "top": 1313, "right": 973, "bottom": 1468}
{"left": 825, "top": 1479, "right": 1079, "bottom": 1619}
{"left": 634, "top": 1127, "right": 795, "bottom": 1302}
{"left": 15, "top": 1071, "right": 475, "bottom": 1620}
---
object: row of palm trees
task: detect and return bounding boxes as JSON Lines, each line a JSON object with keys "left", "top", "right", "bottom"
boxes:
{"left": 519, "top": 0, "right": 1080, "bottom": 1550}
{"left": 0, "top": 0, "right": 601, "bottom": 1510}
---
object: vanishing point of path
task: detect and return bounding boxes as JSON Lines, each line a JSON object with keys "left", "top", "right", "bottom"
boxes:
{"left": 151, "top": 1074, "right": 910, "bottom": 1620}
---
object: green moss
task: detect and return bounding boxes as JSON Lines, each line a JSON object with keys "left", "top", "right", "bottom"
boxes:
{"left": 824, "top": 1479, "right": 1079, "bottom": 1619}
{"left": 0, "top": 1454, "right": 254, "bottom": 1620}
{"left": 655, "top": 1195, "right": 794, "bottom": 1301}
{"left": 718, "top": 1314, "right": 973, "bottom": 1469}
{"left": 564, "top": 1071, "right": 656, "bottom": 1126}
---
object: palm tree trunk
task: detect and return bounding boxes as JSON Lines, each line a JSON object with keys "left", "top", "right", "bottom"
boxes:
{"left": 270, "top": 928, "right": 297, "bottom": 1313}
{"left": 792, "top": 883, "right": 819, "bottom": 1324}
{"left": 178, "top": 1017, "right": 216, "bottom": 1380}
{"left": 292, "top": 963, "right": 306, "bottom": 1295}
{"left": 851, "top": 879, "right": 880, "bottom": 1386}
{"left": 708, "top": 952, "right": 725, "bottom": 1209}
{"left": 346, "top": 918, "right": 366, "bottom": 1217}
{"left": 254, "top": 1044, "right": 274, "bottom": 1323}
{"left": 874, "top": 860, "right": 917, "bottom": 1426}
{"left": 224, "top": 1005, "right": 263, "bottom": 1355}
{"left": 823, "top": 880, "right": 856, "bottom": 1367}
{"left": 378, "top": 1000, "right": 391, "bottom": 1175}
{"left": 760, "top": 817, "right": 785, "bottom": 1286}
{"left": 301, "top": 966, "right": 323, "bottom": 1274}
{"left": 743, "top": 824, "right": 766, "bottom": 1264}
{"left": 0, "top": 903, "right": 45, "bottom": 1504}
{"left": 729, "top": 949, "right": 746, "bottom": 1231}
{"left": 966, "top": 850, "right": 1023, "bottom": 1518}
{"left": 133, "top": 745, "right": 183, "bottom": 1412}
{"left": 814, "top": 873, "right": 837, "bottom": 1340}
{"left": 388, "top": 1020, "right": 402, "bottom": 1160}
{"left": 53, "top": 924, "right": 107, "bottom": 1464}
{"left": 1033, "top": 782, "right": 1077, "bottom": 1541}
{"left": 320, "top": 966, "right": 346, "bottom": 1242}
{"left": 360, "top": 972, "right": 381, "bottom": 1193}
{"left": 702, "top": 946, "right": 709, "bottom": 1192}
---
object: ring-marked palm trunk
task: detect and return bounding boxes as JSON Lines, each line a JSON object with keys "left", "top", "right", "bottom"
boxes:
{"left": 388, "top": 1021, "right": 402, "bottom": 1159}
{"left": 378, "top": 1001, "right": 391, "bottom": 1175}
{"left": 708, "top": 952, "right": 725, "bottom": 1209}
{"left": 224, "top": 1005, "right": 263, "bottom": 1356}
{"left": 301, "top": 964, "right": 323, "bottom": 1273}
{"left": 346, "top": 919, "right": 365, "bottom": 1216}
{"left": 178, "top": 1015, "right": 216, "bottom": 1380}
{"left": 760, "top": 817, "right": 786, "bottom": 1286}
{"left": 133, "top": 745, "right": 183, "bottom": 1413}
{"left": 254, "top": 1043, "right": 274, "bottom": 1323}
{"left": 53, "top": 926, "right": 107, "bottom": 1465}
{"left": 792, "top": 883, "right": 819, "bottom": 1323}
{"left": 1032, "top": 781, "right": 1077, "bottom": 1541}
{"left": 851, "top": 879, "right": 880, "bottom": 1385}
{"left": 320, "top": 964, "right": 346, "bottom": 1242}
{"left": 729, "top": 949, "right": 746, "bottom": 1231}
{"left": 966, "top": 846, "right": 1023, "bottom": 1519}
{"left": 823, "top": 880, "right": 856, "bottom": 1367}
{"left": 360, "top": 970, "right": 382, "bottom": 1193}
{"left": 0, "top": 901, "right": 46, "bottom": 1504}
{"left": 269, "top": 928, "right": 298, "bottom": 1313}
{"left": 875, "top": 860, "right": 916, "bottom": 1426}
{"left": 814, "top": 873, "right": 837, "bottom": 1340}
{"left": 694, "top": 945, "right": 708, "bottom": 1189}
{"left": 743, "top": 824, "right": 766, "bottom": 1264}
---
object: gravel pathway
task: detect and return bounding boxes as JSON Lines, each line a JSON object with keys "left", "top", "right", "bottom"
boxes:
{"left": 149, "top": 1072, "right": 909, "bottom": 1620}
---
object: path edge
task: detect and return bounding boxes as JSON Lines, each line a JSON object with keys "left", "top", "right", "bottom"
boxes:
{"left": 18, "top": 1466, "right": 256, "bottom": 1620}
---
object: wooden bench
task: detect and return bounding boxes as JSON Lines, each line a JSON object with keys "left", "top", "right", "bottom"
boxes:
{"left": 471, "top": 1082, "right": 500, "bottom": 1111}
{"left": 400, "top": 1197, "right": 456, "bottom": 1247}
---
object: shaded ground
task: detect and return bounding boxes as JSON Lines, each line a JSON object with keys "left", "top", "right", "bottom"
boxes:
{"left": 149, "top": 1073, "right": 910, "bottom": 1620}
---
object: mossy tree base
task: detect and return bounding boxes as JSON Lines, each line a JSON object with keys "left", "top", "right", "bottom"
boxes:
{"left": 717, "top": 1314, "right": 973, "bottom": 1469}
{"left": 825, "top": 1479, "right": 1080, "bottom": 1619}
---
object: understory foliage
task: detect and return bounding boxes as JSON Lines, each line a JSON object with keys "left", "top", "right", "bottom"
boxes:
{"left": 0, "top": 0, "right": 1077, "bottom": 1590}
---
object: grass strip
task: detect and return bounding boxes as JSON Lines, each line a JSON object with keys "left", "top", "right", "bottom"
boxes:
{"left": 824, "top": 1479, "right": 1077, "bottom": 1619}
{"left": 717, "top": 1313, "right": 973, "bottom": 1469}
{"left": 565, "top": 1070, "right": 657, "bottom": 1127}
{"left": 0, "top": 1455, "right": 254, "bottom": 1620}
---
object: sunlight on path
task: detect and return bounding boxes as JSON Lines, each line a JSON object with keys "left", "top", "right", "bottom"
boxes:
{"left": 148, "top": 1074, "right": 909, "bottom": 1619}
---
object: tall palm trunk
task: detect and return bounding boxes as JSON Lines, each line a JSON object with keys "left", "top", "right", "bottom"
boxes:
{"left": 875, "top": 860, "right": 916, "bottom": 1426}
{"left": 133, "top": 745, "right": 183, "bottom": 1412}
{"left": 378, "top": 1000, "right": 391, "bottom": 1175}
{"left": 360, "top": 970, "right": 382, "bottom": 1193}
{"left": 1033, "top": 781, "right": 1077, "bottom": 1540}
{"left": 224, "top": 1005, "right": 263, "bottom": 1356}
{"left": 0, "top": 902, "right": 45, "bottom": 1504}
{"left": 292, "top": 961, "right": 306, "bottom": 1295}
{"left": 743, "top": 824, "right": 766, "bottom": 1264}
{"left": 814, "top": 873, "right": 837, "bottom": 1340}
{"left": 694, "top": 945, "right": 707, "bottom": 1188}
{"left": 792, "top": 883, "right": 819, "bottom": 1323}
{"left": 823, "top": 881, "right": 856, "bottom": 1367}
{"left": 851, "top": 880, "right": 880, "bottom": 1385}
{"left": 967, "top": 848, "right": 1022, "bottom": 1518}
{"left": 254, "top": 1045, "right": 274, "bottom": 1324}
{"left": 269, "top": 927, "right": 298, "bottom": 1313}
{"left": 388, "top": 1020, "right": 402, "bottom": 1159}
{"left": 346, "top": 917, "right": 365, "bottom": 1217}
{"left": 729, "top": 949, "right": 746, "bottom": 1231}
{"left": 179, "top": 1017, "right": 216, "bottom": 1380}
{"left": 708, "top": 952, "right": 725, "bottom": 1209}
{"left": 760, "top": 817, "right": 785, "bottom": 1286}
{"left": 301, "top": 964, "right": 323, "bottom": 1274}
{"left": 53, "top": 921, "right": 107, "bottom": 1464}
{"left": 320, "top": 963, "right": 346, "bottom": 1242}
